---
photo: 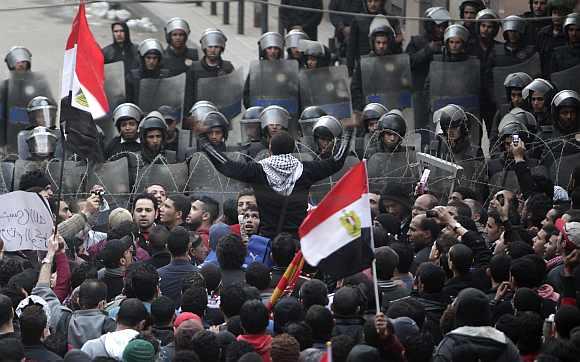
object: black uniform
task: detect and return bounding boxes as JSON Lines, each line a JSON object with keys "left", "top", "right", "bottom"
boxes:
{"left": 163, "top": 46, "right": 199, "bottom": 76}
{"left": 537, "top": 24, "right": 568, "bottom": 74}
{"left": 101, "top": 22, "right": 140, "bottom": 75}
{"left": 279, "top": 0, "right": 323, "bottom": 41}
{"left": 549, "top": 44, "right": 580, "bottom": 74}
{"left": 185, "top": 57, "right": 235, "bottom": 112}
{"left": 126, "top": 67, "right": 171, "bottom": 104}
{"left": 492, "top": 43, "right": 537, "bottom": 68}
{"left": 521, "top": 11, "right": 552, "bottom": 46}
{"left": 328, "top": 0, "right": 365, "bottom": 58}
{"left": 104, "top": 136, "right": 141, "bottom": 160}
{"left": 406, "top": 34, "right": 441, "bottom": 93}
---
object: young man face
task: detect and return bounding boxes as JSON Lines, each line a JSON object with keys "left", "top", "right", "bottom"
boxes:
{"left": 208, "top": 128, "right": 225, "bottom": 145}
{"left": 170, "top": 30, "right": 187, "bottom": 49}
{"left": 146, "top": 185, "right": 167, "bottom": 205}
{"left": 160, "top": 198, "right": 181, "bottom": 227}
{"left": 119, "top": 118, "right": 139, "bottom": 141}
{"left": 243, "top": 209, "right": 260, "bottom": 236}
{"left": 145, "top": 129, "right": 163, "bottom": 153}
{"left": 237, "top": 195, "right": 257, "bottom": 215}
{"left": 531, "top": 93, "right": 546, "bottom": 113}
{"left": 144, "top": 54, "right": 160, "bottom": 71}
{"left": 58, "top": 201, "right": 72, "bottom": 221}
{"left": 187, "top": 200, "right": 206, "bottom": 229}
{"left": 265, "top": 47, "right": 281, "bottom": 60}
{"left": 373, "top": 35, "right": 389, "bottom": 56}
{"left": 510, "top": 89, "right": 524, "bottom": 107}
{"left": 133, "top": 198, "right": 156, "bottom": 231}
{"left": 113, "top": 24, "right": 126, "bottom": 43}
{"left": 462, "top": 5, "right": 478, "bottom": 20}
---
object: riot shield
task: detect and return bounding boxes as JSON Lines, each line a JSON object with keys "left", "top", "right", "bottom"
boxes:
{"left": 249, "top": 60, "right": 299, "bottom": 116}
{"left": 551, "top": 63, "right": 580, "bottom": 95}
{"left": 177, "top": 129, "right": 197, "bottom": 162}
{"left": 0, "top": 162, "right": 14, "bottom": 193}
{"left": 299, "top": 66, "right": 352, "bottom": 120}
{"left": 367, "top": 151, "right": 419, "bottom": 190}
{"left": 187, "top": 152, "right": 248, "bottom": 204}
{"left": 12, "top": 160, "right": 44, "bottom": 191}
{"left": 428, "top": 58, "right": 481, "bottom": 116}
{"left": 134, "top": 162, "right": 188, "bottom": 193}
{"left": 104, "top": 62, "right": 126, "bottom": 111}
{"left": 549, "top": 153, "right": 580, "bottom": 188}
{"left": 416, "top": 153, "right": 464, "bottom": 200}
{"left": 361, "top": 54, "right": 413, "bottom": 110}
{"left": 6, "top": 72, "right": 54, "bottom": 154}
{"left": 310, "top": 156, "right": 360, "bottom": 204}
{"left": 492, "top": 53, "right": 541, "bottom": 106}
{"left": 46, "top": 160, "right": 88, "bottom": 196}
{"left": 138, "top": 73, "right": 186, "bottom": 119}
{"left": 488, "top": 163, "right": 548, "bottom": 195}
{"left": 88, "top": 158, "right": 131, "bottom": 209}
{"left": 197, "top": 69, "right": 243, "bottom": 120}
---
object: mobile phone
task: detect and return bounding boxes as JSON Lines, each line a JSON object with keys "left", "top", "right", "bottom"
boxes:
{"left": 497, "top": 194, "right": 505, "bottom": 207}
{"left": 512, "top": 134, "right": 519, "bottom": 145}
{"left": 416, "top": 169, "right": 431, "bottom": 196}
{"left": 426, "top": 209, "right": 437, "bottom": 218}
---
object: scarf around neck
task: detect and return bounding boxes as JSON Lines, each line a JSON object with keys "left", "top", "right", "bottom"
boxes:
{"left": 258, "top": 154, "right": 303, "bottom": 196}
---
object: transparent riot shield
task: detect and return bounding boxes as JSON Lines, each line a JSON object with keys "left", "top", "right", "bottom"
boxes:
{"left": 488, "top": 162, "right": 548, "bottom": 196}
{"left": 177, "top": 129, "right": 197, "bottom": 162}
{"left": 104, "top": 62, "right": 126, "bottom": 111}
{"left": 12, "top": 160, "right": 44, "bottom": 191}
{"left": 88, "top": 158, "right": 131, "bottom": 209}
{"left": 6, "top": 72, "right": 54, "bottom": 154}
{"left": 416, "top": 152, "right": 464, "bottom": 201}
{"left": 299, "top": 65, "right": 352, "bottom": 120}
{"left": 549, "top": 153, "right": 580, "bottom": 188}
{"left": 429, "top": 58, "right": 481, "bottom": 116}
{"left": 197, "top": 68, "right": 243, "bottom": 120}
{"left": 134, "top": 162, "right": 188, "bottom": 193}
{"left": 249, "top": 59, "right": 299, "bottom": 116}
{"left": 492, "top": 53, "right": 541, "bottom": 106}
{"left": 138, "top": 73, "right": 186, "bottom": 119}
{"left": 0, "top": 162, "right": 14, "bottom": 193}
{"left": 361, "top": 54, "right": 413, "bottom": 110}
{"left": 551, "top": 63, "right": 580, "bottom": 95}
{"left": 46, "top": 160, "right": 88, "bottom": 196}
{"left": 367, "top": 151, "right": 419, "bottom": 191}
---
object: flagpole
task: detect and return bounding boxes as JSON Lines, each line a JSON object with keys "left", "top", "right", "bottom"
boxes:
{"left": 364, "top": 159, "right": 381, "bottom": 313}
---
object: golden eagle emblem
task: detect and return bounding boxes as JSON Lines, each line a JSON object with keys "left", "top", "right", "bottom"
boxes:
{"left": 339, "top": 210, "right": 362, "bottom": 238}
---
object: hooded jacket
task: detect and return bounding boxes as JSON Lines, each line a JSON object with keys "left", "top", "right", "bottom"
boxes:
{"left": 433, "top": 326, "right": 521, "bottom": 362}
{"left": 237, "top": 334, "right": 272, "bottom": 362}
{"left": 102, "top": 22, "right": 140, "bottom": 72}
{"left": 81, "top": 328, "right": 139, "bottom": 360}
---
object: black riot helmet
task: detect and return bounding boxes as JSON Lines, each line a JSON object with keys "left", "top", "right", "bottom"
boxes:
{"left": 139, "top": 111, "right": 168, "bottom": 142}
{"left": 434, "top": 104, "right": 469, "bottom": 136}
{"left": 551, "top": 90, "right": 580, "bottom": 134}
{"left": 300, "top": 106, "right": 327, "bottom": 123}
{"left": 313, "top": 115, "right": 343, "bottom": 141}
{"left": 241, "top": 106, "right": 264, "bottom": 143}
{"left": 459, "top": 0, "right": 486, "bottom": 19}
{"left": 362, "top": 103, "right": 389, "bottom": 131}
{"left": 377, "top": 110, "right": 407, "bottom": 138}
{"left": 201, "top": 111, "right": 229, "bottom": 140}
{"left": 498, "top": 109, "right": 534, "bottom": 142}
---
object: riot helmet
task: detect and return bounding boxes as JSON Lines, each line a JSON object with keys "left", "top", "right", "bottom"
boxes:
{"left": 564, "top": 13, "right": 580, "bottom": 42}
{"left": 523, "top": 78, "right": 555, "bottom": 113}
{"left": 459, "top": 0, "right": 486, "bottom": 19}
{"left": 444, "top": 24, "right": 470, "bottom": 44}
{"left": 368, "top": 15, "right": 396, "bottom": 53}
{"left": 498, "top": 112, "right": 530, "bottom": 141}
{"left": 503, "top": 72, "right": 533, "bottom": 106}
{"left": 200, "top": 111, "right": 229, "bottom": 141}
{"left": 258, "top": 32, "right": 284, "bottom": 60}
{"left": 26, "top": 126, "right": 57, "bottom": 159}
{"left": 200, "top": 28, "right": 227, "bottom": 52}
{"left": 113, "top": 103, "right": 142, "bottom": 130}
{"left": 285, "top": 29, "right": 309, "bottom": 60}
{"left": 158, "top": 105, "right": 178, "bottom": 125}
{"left": 140, "top": 111, "right": 168, "bottom": 142}
{"left": 138, "top": 38, "right": 164, "bottom": 58}
{"left": 184, "top": 101, "right": 218, "bottom": 130}
{"left": 508, "top": 107, "right": 538, "bottom": 135}
{"left": 425, "top": 7, "right": 451, "bottom": 32}
{"left": 299, "top": 106, "right": 327, "bottom": 140}
{"left": 377, "top": 110, "right": 407, "bottom": 149}
{"left": 362, "top": 103, "right": 389, "bottom": 133}
{"left": 259, "top": 106, "right": 290, "bottom": 137}
{"left": 476, "top": 9, "right": 501, "bottom": 39}
{"left": 241, "top": 106, "right": 264, "bottom": 143}
{"left": 27, "top": 96, "right": 57, "bottom": 128}
{"left": 434, "top": 104, "right": 469, "bottom": 137}
{"left": 5, "top": 46, "right": 31, "bottom": 71}
{"left": 502, "top": 15, "right": 526, "bottom": 42}
{"left": 164, "top": 17, "right": 191, "bottom": 44}
{"left": 299, "top": 40, "right": 329, "bottom": 68}
{"left": 313, "top": 115, "right": 342, "bottom": 155}
{"left": 551, "top": 90, "right": 580, "bottom": 133}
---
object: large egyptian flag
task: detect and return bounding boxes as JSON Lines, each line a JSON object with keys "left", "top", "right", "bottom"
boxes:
{"left": 60, "top": 1, "right": 107, "bottom": 162}
{"left": 299, "top": 161, "right": 374, "bottom": 278}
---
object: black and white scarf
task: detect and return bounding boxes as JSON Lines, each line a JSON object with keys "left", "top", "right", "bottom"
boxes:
{"left": 258, "top": 154, "right": 303, "bottom": 196}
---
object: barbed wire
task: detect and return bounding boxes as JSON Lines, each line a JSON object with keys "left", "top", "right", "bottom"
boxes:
{"left": 0, "top": 0, "right": 568, "bottom": 24}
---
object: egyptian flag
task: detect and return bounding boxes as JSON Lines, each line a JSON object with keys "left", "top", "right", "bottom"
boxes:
{"left": 60, "top": 1, "right": 107, "bottom": 162}
{"left": 299, "top": 161, "right": 374, "bottom": 279}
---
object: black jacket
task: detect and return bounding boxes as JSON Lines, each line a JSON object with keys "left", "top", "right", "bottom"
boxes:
{"left": 442, "top": 274, "right": 474, "bottom": 299}
{"left": 163, "top": 46, "right": 199, "bottom": 76}
{"left": 279, "top": 0, "right": 323, "bottom": 40}
{"left": 185, "top": 57, "right": 235, "bottom": 112}
{"left": 146, "top": 249, "right": 172, "bottom": 269}
{"left": 24, "top": 344, "right": 63, "bottom": 361}
{"left": 104, "top": 136, "right": 141, "bottom": 160}
{"left": 412, "top": 292, "right": 450, "bottom": 343}
{"left": 433, "top": 326, "right": 520, "bottom": 362}
{"left": 549, "top": 44, "right": 580, "bottom": 74}
{"left": 126, "top": 67, "right": 171, "bottom": 104}
{"left": 332, "top": 315, "right": 366, "bottom": 343}
{"left": 406, "top": 33, "right": 439, "bottom": 91}
{"left": 201, "top": 137, "right": 350, "bottom": 237}
{"left": 102, "top": 22, "right": 140, "bottom": 74}
{"left": 537, "top": 25, "right": 568, "bottom": 74}
{"left": 152, "top": 325, "right": 174, "bottom": 347}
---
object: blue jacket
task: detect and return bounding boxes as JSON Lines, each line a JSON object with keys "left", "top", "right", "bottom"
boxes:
{"left": 158, "top": 259, "right": 198, "bottom": 305}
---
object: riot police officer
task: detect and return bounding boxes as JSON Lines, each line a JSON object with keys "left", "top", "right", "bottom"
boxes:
{"left": 104, "top": 103, "right": 142, "bottom": 159}
{"left": 356, "top": 103, "right": 388, "bottom": 157}
{"left": 430, "top": 104, "right": 483, "bottom": 162}
{"left": 301, "top": 40, "right": 330, "bottom": 70}
{"left": 494, "top": 15, "right": 537, "bottom": 67}
{"left": 551, "top": 90, "right": 580, "bottom": 139}
{"left": 187, "top": 28, "right": 234, "bottom": 111}
{"left": 178, "top": 101, "right": 218, "bottom": 161}
{"left": 297, "top": 106, "right": 327, "bottom": 154}
{"left": 18, "top": 96, "right": 59, "bottom": 160}
{"left": 285, "top": 29, "right": 309, "bottom": 65}
{"left": 350, "top": 18, "right": 398, "bottom": 111}
{"left": 139, "top": 111, "right": 175, "bottom": 164}
{"left": 521, "top": 0, "right": 551, "bottom": 45}
{"left": 25, "top": 126, "right": 58, "bottom": 161}
{"left": 459, "top": 0, "right": 486, "bottom": 36}
{"left": 101, "top": 22, "right": 140, "bottom": 74}
{"left": 163, "top": 17, "right": 199, "bottom": 76}
{"left": 469, "top": 9, "right": 501, "bottom": 68}
{"left": 260, "top": 106, "right": 290, "bottom": 143}
{"left": 537, "top": 0, "right": 574, "bottom": 74}
{"left": 126, "top": 39, "right": 170, "bottom": 103}
{"left": 312, "top": 115, "right": 343, "bottom": 159}
{"left": 549, "top": 13, "right": 580, "bottom": 74}
{"left": 158, "top": 105, "right": 179, "bottom": 152}
{"left": 367, "top": 109, "right": 410, "bottom": 157}
{"left": 490, "top": 72, "right": 533, "bottom": 141}
{"left": 199, "top": 111, "right": 229, "bottom": 152}
{"left": 523, "top": 78, "right": 555, "bottom": 137}
{"left": 240, "top": 106, "right": 266, "bottom": 158}
{"left": 4, "top": 46, "right": 31, "bottom": 73}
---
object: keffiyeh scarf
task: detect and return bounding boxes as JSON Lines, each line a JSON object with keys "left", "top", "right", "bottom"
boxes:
{"left": 259, "top": 154, "right": 304, "bottom": 196}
